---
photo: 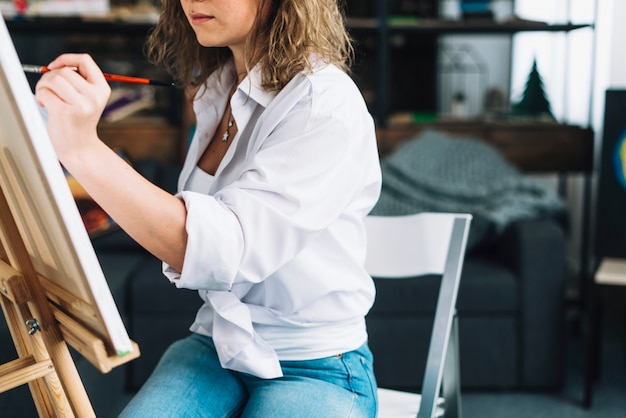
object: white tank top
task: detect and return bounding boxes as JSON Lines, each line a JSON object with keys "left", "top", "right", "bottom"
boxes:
{"left": 185, "top": 165, "right": 215, "bottom": 193}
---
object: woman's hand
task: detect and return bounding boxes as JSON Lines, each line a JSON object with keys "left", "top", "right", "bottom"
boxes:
{"left": 34, "top": 53, "right": 111, "bottom": 164}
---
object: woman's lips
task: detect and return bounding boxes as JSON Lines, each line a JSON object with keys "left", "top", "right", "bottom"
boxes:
{"left": 190, "top": 13, "right": 213, "bottom": 25}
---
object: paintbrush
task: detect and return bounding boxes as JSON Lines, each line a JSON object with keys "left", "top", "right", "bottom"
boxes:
{"left": 22, "top": 64, "right": 175, "bottom": 87}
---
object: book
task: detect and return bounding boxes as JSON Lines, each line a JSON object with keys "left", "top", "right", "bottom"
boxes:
{"left": 102, "top": 86, "right": 156, "bottom": 123}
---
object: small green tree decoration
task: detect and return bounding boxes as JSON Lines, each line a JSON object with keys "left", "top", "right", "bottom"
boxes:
{"left": 511, "top": 58, "right": 555, "bottom": 120}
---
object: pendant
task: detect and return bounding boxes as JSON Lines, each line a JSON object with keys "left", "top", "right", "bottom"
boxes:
{"left": 222, "top": 119, "right": 234, "bottom": 142}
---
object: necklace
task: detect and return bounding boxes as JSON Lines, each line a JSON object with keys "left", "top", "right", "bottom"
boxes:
{"left": 222, "top": 84, "right": 237, "bottom": 142}
{"left": 222, "top": 107, "right": 235, "bottom": 142}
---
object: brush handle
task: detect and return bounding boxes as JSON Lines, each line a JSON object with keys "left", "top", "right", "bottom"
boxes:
{"left": 22, "top": 64, "right": 174, "bottom": 87}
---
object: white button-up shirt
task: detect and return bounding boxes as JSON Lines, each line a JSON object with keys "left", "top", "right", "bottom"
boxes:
{"left": 163, "top": 59, "right": 382, "bottom": 378}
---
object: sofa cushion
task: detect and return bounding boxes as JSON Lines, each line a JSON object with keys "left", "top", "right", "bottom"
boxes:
{"left": 457, "top": 257, "right": 517, "bottom": 314}
{"left": 458, "top": 316, "right": 518, "bottom": 388}
{"left": 126, "top": 256, "right": 202, "bottom": 390}
{"left": 370, "top": 258, "right": 517, "bottom": 316}
{"left": 366, "top": 315, "right": 518, "bottom": 390}
{"left": 129, "top": 256, "right": 203, "bottom": 315}
{"left": 97, "top": 252, "right": 150, "bottom": 319}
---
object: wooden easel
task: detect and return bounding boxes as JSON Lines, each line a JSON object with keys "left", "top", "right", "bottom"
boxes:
{"left": 0, "top": 13, "right": 139, "bottom": 416}
{"left": 0, "top": 176, "right": 139, "bottom": 417}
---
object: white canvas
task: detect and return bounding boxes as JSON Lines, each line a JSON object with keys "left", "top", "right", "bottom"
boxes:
{"left": 0, "top": 15, "right": 133, "bottom": 358}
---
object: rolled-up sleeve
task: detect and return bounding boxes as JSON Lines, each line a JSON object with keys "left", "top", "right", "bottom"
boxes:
{"left": 163, "top": 191, "right": 245, "bottom": 290}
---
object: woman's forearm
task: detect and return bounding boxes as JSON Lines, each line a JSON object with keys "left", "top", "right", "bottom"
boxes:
{"left": 62, "top": 140, "right": 188, "bottom": 270}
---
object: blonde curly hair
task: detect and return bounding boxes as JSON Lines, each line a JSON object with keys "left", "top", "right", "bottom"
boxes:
{"left": 145, "top": 0, "right": 353, "bottom": 92}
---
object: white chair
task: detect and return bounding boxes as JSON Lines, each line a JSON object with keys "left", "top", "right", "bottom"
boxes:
{"left": 364, "top": 212, "right": 472, "bottom": 418}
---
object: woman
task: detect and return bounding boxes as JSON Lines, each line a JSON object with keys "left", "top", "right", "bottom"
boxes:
{"left": 35, "top": 0, "right": 381, "bottom": 416}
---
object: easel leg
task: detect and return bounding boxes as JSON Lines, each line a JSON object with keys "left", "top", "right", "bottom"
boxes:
{"left": 1, "top": 292, "right": 55, "bottom": 417}
{"left": 1, "top": 286, "right": 98, "bottom": 417}
{"left": 0, "top": 157, "right": 100, "bottom": 417}
{"left": 22, "top": 300, "right": 81, "bottom": 417}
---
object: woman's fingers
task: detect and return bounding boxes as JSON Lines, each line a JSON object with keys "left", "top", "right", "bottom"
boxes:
{"left": 36, "top": 68, "right": 83, "bottom": 105}
{"left": 47, "top": 53, "right": 108, "bottom": 86}
{"left": 34, "top": 53, "right": 111, "bottom": 163}
{"left": 36, "top": 53, "right": 110, "bottom": 117}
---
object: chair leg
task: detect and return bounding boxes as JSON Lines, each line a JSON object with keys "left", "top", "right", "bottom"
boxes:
{"left": 583, "top": 283, "right": 602, "bottom": 408}
{"left": 442, "top": 314, "right": 461, "bottom": 418}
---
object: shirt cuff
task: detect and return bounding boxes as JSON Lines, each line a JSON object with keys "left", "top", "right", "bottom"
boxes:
{"left": 164, "top": 191, "right": 244, "bottom": 290}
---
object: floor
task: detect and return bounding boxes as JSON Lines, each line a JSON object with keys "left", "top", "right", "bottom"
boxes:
{"left": 462, "top": 300, "right": 626, "bottom": 418}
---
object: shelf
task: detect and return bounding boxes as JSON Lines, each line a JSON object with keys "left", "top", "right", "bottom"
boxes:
{"left": 5, "top": 16, "right": 156, "bottom": 35}
{"left": 347, "top": 10, "right": 593, "bottom": 127}
{"left": 347, "top": 17, "right": 592, "bottom": 34}
{"left": 98, "top": 117, "right": 182, "bottom": 165}
{"left": 376, "top": 120, "right": 594, "bottom": 173}
{"left": 7, "top": 14, "right": 592, "bottom": 36}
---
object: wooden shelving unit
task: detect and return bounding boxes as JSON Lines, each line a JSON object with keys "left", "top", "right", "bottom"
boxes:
{"left": 342, "top": 1, "right": 596, "bottom": 197}
{"left": 348, "top": 17, "right": 591, "bottom": 34}
{"left": 5, "top": 16, "right": 156, "bottom": 35}
{"left": 345, "top": 1, "right": 593, "bottom": 128}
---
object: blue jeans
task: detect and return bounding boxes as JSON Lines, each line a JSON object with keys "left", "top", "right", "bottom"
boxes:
{"left": 119, "top": 333, "right": 378, "bottom": 417}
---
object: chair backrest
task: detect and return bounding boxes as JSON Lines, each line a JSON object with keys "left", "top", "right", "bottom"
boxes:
{"left": 364, "top": 212, "right": 472, "bottom": 418}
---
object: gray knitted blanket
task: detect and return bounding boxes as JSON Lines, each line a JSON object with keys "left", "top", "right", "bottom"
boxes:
{"left": 370, "top": 130, "right": 568, "bottom": 249}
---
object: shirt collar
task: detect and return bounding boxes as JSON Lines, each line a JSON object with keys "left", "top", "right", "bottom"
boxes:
{"left": 238, "top": 63, "right": 276, "bottom": 108}
{"left": 196, "top": 60, "right": 277, "bottom": 109}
